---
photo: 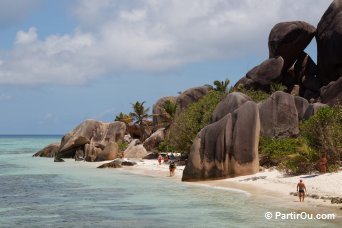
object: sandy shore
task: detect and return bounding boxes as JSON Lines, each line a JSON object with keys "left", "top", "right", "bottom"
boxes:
{"left": 111, "top": 159, "right": 342, "bottom": 215}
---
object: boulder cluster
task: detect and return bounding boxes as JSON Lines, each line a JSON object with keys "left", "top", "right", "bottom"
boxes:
{"left": 235, "top": 0, "right": 342, "bottom": 105}
{"left": 183, "top": 1, "right": 342, "bottom": 181}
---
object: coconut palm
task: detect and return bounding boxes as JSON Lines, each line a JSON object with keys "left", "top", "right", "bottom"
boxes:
{"left": 213, "top": 79, "right": 230, "bottom": 93}
{"left": 115, "top": 112, "right": 132, "bottom": 125}
{"left": 130, "top": 101, "right": 151, "bottom": 141}
{"left": 161, "top": 100, "right": 177, "bottom": 129}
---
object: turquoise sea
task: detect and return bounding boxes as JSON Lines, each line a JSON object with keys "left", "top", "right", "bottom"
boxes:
{"left": 0, "top": 135, "right": 339, "bottom": 228}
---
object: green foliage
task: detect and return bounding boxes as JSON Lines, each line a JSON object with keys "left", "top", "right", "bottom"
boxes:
{"left": 213, "top": 79, "right": 230, "bottom": 93}
{"left": 234, "top": 84, "right": 270, "bottom": 102}
{"left": 115, "top": 112, "right": 132, "bottom": 124}
{"left": 158, "top": 142, "right": 175, "bottom": 152}
{"left": 161, "top": 100, "right": 177, "bottom": 126}
{"left": 270, "top": 83, "right": 287, "bottom": 93}
{"left": 130, "top": 101, "right": 150, "bottom": 125}
{"left": 129, "top": 101, "right": 151, "bottom": 141}
{"left": 117, "top": 140, "right": 128, "bottom": 151}
{"left": 166, "top": 90, "right": 223, "bottom": 156}
{"left": 259, "top": 137, "right": 320, "bottom": 175}
{"left": 300, "top": 106, "right": 342, "bottom": 166}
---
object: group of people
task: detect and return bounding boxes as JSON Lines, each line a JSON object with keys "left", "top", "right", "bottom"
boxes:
{"left": 158, "top": 153, "right": 176, "bottom": 177}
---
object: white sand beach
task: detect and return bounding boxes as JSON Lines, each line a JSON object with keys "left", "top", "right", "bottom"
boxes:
{"left": 113, "top": 159, "right": 342, "bottom": 211}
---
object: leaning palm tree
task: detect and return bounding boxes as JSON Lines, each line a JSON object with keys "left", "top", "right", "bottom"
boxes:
{"left": 213, "top": 79, "right": 230, "bottom": 93}
{"left": 130, "top": 101, "right": 151, "bottom": 141}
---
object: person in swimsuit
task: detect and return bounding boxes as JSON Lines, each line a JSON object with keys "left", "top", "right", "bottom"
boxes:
{"left": 297, "top": 179, "right": 307, "bottom": 202}
{"left": 169, "top": 161, "right": 176, "bottom": 177}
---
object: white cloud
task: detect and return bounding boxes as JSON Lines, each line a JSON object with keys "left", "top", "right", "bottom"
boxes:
{"left": 0, "top": 0, "right": 332, "bottom": 86}
{"left": 15, "top": 27, "right": 38, "bottom": 44}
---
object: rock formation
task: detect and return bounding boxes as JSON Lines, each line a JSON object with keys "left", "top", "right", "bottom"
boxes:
{"left": 182, "top": 101, "right": 260, "bottom": 181}
{"left": 212, "top": 92, "right": 252, "bottom": 122}
{"left": 235, "top": 57, "right": 284, "bottom": 91}
{"left": 320, "top": 77, "right": 342, "bottom": 106}
{"left": 258, "top": 91, "right": 299, "bottom": 137}
{"left": 176, "top": 86, "right": 211, "bottom": 113}
{"left": 268, "top": 21, "right": 316, "bottom": 71}
{"left": 316, "top": 0, "right": 342, "bottom": 85}
{"left": 143, "top": 128, "right": 165, "bottom": 151}
{"left": 57, "top": 119, "right": 126, "bottom": 162}
{"left": 124, "top": 139, "right": 149, "bottom": 159}
{"left": 33, "top": 142, "right": 60, "bottom": 157}
{"left": 303, "top": 103, "right": 329, "bottom": 120}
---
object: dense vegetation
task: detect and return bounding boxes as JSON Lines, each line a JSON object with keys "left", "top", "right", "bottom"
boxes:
{"left": 166, "top": 90, "right": 223, "bottom": 156}
{"left": 259, "top": 105, "right": 342, "bottom": 174}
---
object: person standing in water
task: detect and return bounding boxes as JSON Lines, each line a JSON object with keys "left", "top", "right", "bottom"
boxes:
{"left": 297, "top": 179, "right": 307, "bottom": 202}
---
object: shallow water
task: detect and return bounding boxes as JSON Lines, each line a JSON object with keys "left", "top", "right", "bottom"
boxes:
{"left": 0, "top": 136, "right": 340, "bottom": 227}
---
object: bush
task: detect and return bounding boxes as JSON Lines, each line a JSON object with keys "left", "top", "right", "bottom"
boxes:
{"left": 117, "top": 141, "right": 128, "bottom": 151}
{"left": 158, "top": 142, "right": 175, "bottom": 152}
{"left": 300, "top": 105, "right": 342, "bottom": 167}
{"left": 166, "top": 90, "right": 223, "bottom": 156}
{"left": 233, "top": 84, "right": 270, "bottom": 102}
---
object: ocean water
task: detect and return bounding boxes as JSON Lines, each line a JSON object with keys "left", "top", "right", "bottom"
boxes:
{"left": 0, "top": 135, "right": 339, "bottom": 228}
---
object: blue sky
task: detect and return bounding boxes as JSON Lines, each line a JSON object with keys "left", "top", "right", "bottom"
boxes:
{"left": 0, "top": 0, "right": 332, "bottom": 134}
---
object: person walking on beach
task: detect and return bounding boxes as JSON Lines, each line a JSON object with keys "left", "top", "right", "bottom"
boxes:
{"left": 297, "top": 179, "right": 307, "bottom": 202}
{"left": 158, "top": 154, "right": 163, "bottom": 165}
{"left": 169, "top": 161, "right": 176, "bottom": 177}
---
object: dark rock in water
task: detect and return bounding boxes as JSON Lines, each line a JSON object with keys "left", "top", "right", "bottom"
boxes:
{"left": 182, "top": 101, "right": 260, "bottom": 181}
{"left": 176, "top": 86, "right": 211, "bottom": 113}
{"left": 258, "top": 91, "right": 299, "bottom": 137}
{"left": 56, "top": 119, "right": 126, "bottom": 161}
{"left": 97, "top": 161, "right": 122, "bottom": 168}
{"left": 152, "top": 96, "right": 177, "bottom": 130}
{"left": 33, "top": 142, "right": 60, "bottom": 157}
{"left": 54, "top": 157, "right": 65, "bottom": 162}
{"left": 97, "top": 159, "right": 137, "bottom": 168}
{"left": 212, "top": 92, "right": 251, "bottom": 122}
{"left": 331, "top": 197, "right": 342, "bottom": 204}
{"left": 121, "top": 161, "right": 137, "bottom": 166}
{"left": 268, "top": 21, "right": 316, "bottom": 71}
{"left": 316, "top": 0, "right": 342, "bottom": 85}
{"left": 320, "top": 77, "right": 342, "bottom": 106}
{"left": 303, "top": 103, "right": 328, "bottom": 120}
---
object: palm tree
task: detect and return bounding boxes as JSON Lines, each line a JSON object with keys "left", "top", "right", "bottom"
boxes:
{"left": 130, "top": 101, "right": 151, "bottom": 141}
{"left": 115, "top": 112, "right": 132, "bottom": 125}
{"left": 213, "top": 79, "right": 230, "bottom": 93}
{"left": 161, "top": 100, "right": 177, "bottom": 129}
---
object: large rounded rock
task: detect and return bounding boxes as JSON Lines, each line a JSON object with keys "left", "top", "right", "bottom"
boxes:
{"left": 320, "top": 77, "right": 342, "bottom": 106}
{"left": 33, "top": 142, "right": 60, "bottom": 157}
{"left": 268, "top": 21, "right": 316, "bottom": 71}
{"left": 258, "top": 91, "right": 299, "bottom": 137}
{"left": 316, "top": 0, "right": 342, "bottom": 85}
{"left": 212, "top": 92, "right": 251, "bottom": 122}
{"left": 243, "top": 57, "right": 284, "bottom": 91}
{"left": 176, "top": 86, "right": 211, "bottom": 113}
{"left": 95, "top": 142, "right": 119, "bottom": 161}
{"left": 143, "top": 128, "right": 165, "bottom": 151}
{"left": 57, "top": 119, "right": 126, "bottom": 159}
{"left": 152, "top": 96, "right": 177, "bottom": 130}
{"left": 182, "top": 101, "right": 260, "bottom": 181}
{"left": 124, "top": 139, "right": 148, "bottom": 159}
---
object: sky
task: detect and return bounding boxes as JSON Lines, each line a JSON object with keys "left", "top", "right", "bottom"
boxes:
{"left": 0, "top": 0, "right": 333, "bottom": 134}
